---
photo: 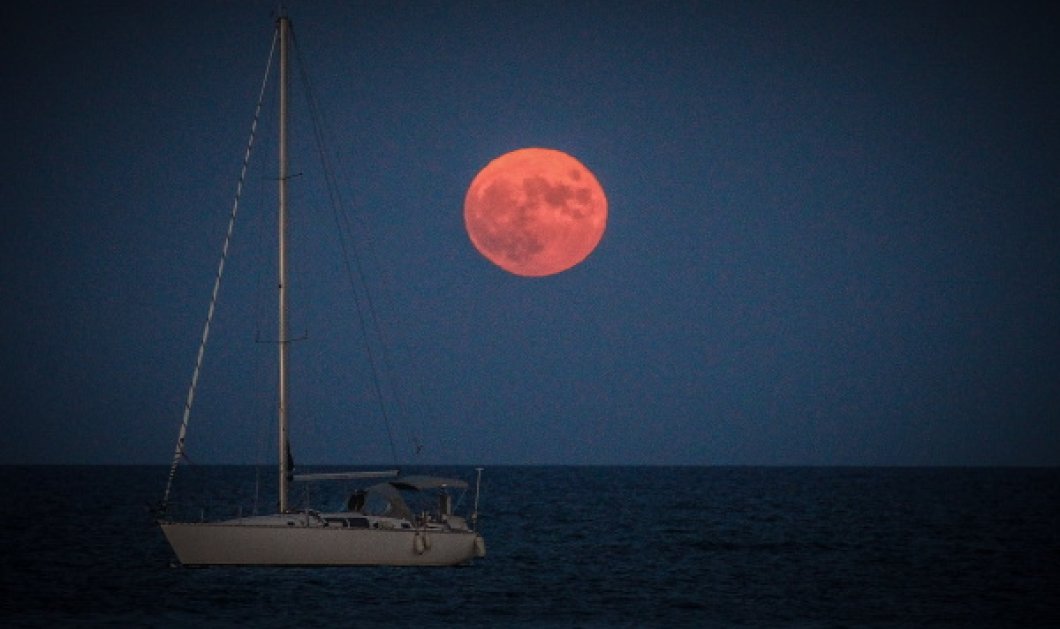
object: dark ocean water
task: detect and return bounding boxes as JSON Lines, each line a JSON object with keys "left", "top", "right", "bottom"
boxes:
{"left": 1, "top": 466, "right": 1057, "bottom": 627}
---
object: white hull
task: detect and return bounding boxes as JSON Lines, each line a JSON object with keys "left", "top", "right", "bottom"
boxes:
{"left": 161, "top": 518, "right": 484, "bottom": 567}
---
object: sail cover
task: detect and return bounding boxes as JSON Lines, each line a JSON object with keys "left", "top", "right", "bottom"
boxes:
{"left": 292, "top": 470, "right": 399, "bottom": 482}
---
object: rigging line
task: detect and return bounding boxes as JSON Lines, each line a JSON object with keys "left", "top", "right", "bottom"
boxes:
{"left": 161, "top": 28, "right": 280, "bottom": 514}
{"left": 297, "top": 32, "right": 426, "bottom": 461}
{"left": 290, "top": 28, "right": 402, "bottom": 464}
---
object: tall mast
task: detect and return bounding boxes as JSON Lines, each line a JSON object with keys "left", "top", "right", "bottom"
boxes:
{"left": 276, "top": 15, "right": 291, "bottom": 513}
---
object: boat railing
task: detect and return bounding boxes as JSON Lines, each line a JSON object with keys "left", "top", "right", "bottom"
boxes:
{"left": 159, "top": 499, "right": 265, "bottom": 523}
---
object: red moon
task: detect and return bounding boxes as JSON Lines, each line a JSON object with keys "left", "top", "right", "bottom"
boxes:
{"left": 464, "top": 148, "right": 607, "bottom": 277}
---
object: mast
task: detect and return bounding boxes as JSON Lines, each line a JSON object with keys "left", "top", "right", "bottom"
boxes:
{"left": 277, "top": 15, "right": 291, "bottom": 513}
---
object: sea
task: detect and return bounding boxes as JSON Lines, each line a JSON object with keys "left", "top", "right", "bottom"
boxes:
{"left": 1, "top": 465, "right": 1057, "bottom": 627}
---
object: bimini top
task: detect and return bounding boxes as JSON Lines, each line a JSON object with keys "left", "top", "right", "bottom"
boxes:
{"left": 361, "top": 476, "right": 468, "bottom": 521}
{"left": 388, "top": 476, "right": 469, "bottom": 491}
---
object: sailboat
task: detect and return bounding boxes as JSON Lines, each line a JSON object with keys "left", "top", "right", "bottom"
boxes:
{"left": 157, "top": 15, "right": 486, "bottom": 567}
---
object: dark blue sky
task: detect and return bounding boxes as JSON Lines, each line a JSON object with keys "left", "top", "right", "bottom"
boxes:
{"left": 2, "top": 1, "right": 1058, "bottom": 466}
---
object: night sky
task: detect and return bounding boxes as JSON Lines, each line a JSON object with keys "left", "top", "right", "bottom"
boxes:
{"left": 2, "top": 1, "right": 1058, "bottom": 466}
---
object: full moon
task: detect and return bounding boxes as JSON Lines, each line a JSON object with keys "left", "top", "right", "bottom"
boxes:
{"left": 464, "top": 147, "right": 607, "bottom": 277}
